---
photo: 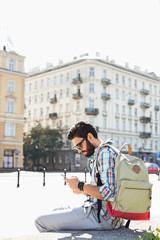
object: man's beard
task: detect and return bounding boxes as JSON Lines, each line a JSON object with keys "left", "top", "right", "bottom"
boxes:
{"left": 82, "top": 140, "right": 95, "bottom": 157}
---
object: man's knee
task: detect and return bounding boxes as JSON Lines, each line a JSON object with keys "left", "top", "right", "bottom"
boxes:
{"left": 35, "top": 216, "right": 48, "bottom": 232}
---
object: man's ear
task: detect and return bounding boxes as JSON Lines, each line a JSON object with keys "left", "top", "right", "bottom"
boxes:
{"left": 87, "top": 133, "right": 94, "bottom": 142}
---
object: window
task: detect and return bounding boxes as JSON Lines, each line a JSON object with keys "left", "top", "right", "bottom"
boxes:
{"left": 66, "top": 103, "right": 69, "bottom": 112}
{"left": 47, "top": 92, "right": 50, "bottom": 101}
{"left": 60, "top": 74, "right": 63, "bottom": 83}
{"left": 40, "top": 108, "right": 43, "bottom": 117}
{"left": 155, "top": 125, "right": 158, "bottom": 135}
{"left": 128, "top": 92, "right": 131, "bottom": 100}
{"left": 66, "top": 73, "right": 70, "bottom": 82}
{"left": 103, "top": 101, "right": 107, "bottom": 112}
{"left": 150, "top": 140, "right": 153, "bottom": 149}
{"left": 155, "top": 141, "right": 158, "bottom": 151}
{"left": 134, "top": 94, "right": 137, "bottom": 103}
{"left": 41, "top": 80, "right": 44, "bottom": 88}
{"left": 29, "top": 97, "right": 31, "bottom": 104}
{"left": 115, "top": 104, "right": 119, "bottom": 113}
{"left": 128, "top": 121, "right": 132, "bottom": 131}
{"left": 47, "top": 78, "right": 50, "bottom": 87}
{"left": 134, "top": 138, "right": 138, "bottom": 149}
{"left": 60, "top": 89, "right": 63, "bottom": 98}
{"left": 8, "top": 80, "right": 15, "bottom": 92}
{"left": 116, "top": 119, "right": 119, "bottom": 130}
{"left": 5, "top": 123, "right": 15, "bottom": 137}
{"left": 90, "top": 68, "right": 94, "bottom": 77}
{"left": 135, "top": 123, "right": 138, "bottom": 132}
{"left": 3, "top": 149, "right": 14, "bottom": 168}
{"left": 9, "top": 60, "right": 14, "bottom": 71}
{"left": 115, "top": 89, "right": 119, "bottom": 99}
{"left": 122, "top": 120, "right": 126, "bottom": 131}
{"left": 89, "top": 99, "right": 94, "bottom": 109}
{"left": 76, "top": 101, "right": 80, "bottom": 111}
{"left": 46, "top": 107, "right": 49, "bottom": 117}
{"left": 34, "top": 109, "right": 37, "bottom": 118}
{"left": 35, "top": 81, "right": 38, "bottom": 90}
{"left": 134, "top": 79, "right": 137, "bottom": 88}
{"left": 122, "top": 76, "right": 125, "bottom": 85}
{"left": 154, "top": 86, "right": 157, "bottom": 95}
{"left": 89, "top": 83, "right": 94, "bottom": 93}
{"left": 103, "top": 70, "right": 106, "bottom": 78}
{"left": 89, "top": 116, "right": 94, "bottom": 125}
{"left": 128, "top": 78, "right": 131, "bottom": 87}
{"left": 122, "top": 105, "right": 126, "bottom": 115}
{"left": 150, "top": 125, "right": 152, "bottom": 133}
{"left": 128, "top": 106, "right": 131, "bottom": 116}
{"left": 122, "top": 90, "right": 125, "bottom": 100}
{"left": 135, "top": 108, "right": 137, "bottom": 116}
{"left": 115, "top": 137, "right": 119, "bottom": 148}
{"left": 6, "top": 99, "right": 15, "bottom": 113}
{"left": 115, "top": 74, "right": 119, "bottom": 83}
{"left": 40, "top": 94, "right": 43, "bottom": 102}
{"left": 29, "top": 83, "right": 32, "bottom": 91}
{"left": 66, "top": 88, "right": 70, "bottom": 97}
{"left": 34, "top": 95, "right": 37, "bottom": 103}
{"left": 53, "top": 76, "right": 57, "bottom": 85}
{"left": 103, "top": 117, "right": 107, "bottom": 128}
{"left": 103, "top": 86, "right": 106, "bottom": 93}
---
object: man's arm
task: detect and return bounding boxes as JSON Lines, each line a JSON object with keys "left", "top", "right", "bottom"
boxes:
{"left": 65, "top": 178, "right": 104, "bottom": 200}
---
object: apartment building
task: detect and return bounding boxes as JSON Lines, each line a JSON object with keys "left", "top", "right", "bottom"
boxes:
{"left": 24, "top": 55, "right": 160, "bottom": 171}
{"left": 0, "top": 46, "right": 26, "bottom": 171}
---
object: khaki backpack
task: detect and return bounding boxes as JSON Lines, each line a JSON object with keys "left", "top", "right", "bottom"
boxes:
{"left": 95, "top": 142, "right": 152, "bottom": 223}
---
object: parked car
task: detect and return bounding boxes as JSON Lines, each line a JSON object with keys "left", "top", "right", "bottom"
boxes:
{"left": 145, "top": 162, "right": 159, "bottom": 175}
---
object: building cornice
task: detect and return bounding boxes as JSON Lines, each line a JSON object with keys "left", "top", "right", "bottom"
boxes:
{"left": 27, "top": 58, "right": 160, "bottom": 82}
{"left": 0, "top": 67, "right": 27, "bottom": 77}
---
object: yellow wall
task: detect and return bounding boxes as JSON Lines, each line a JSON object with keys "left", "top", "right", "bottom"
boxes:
{"left": 0, "top": 49, "right": 26, "bottom": 170}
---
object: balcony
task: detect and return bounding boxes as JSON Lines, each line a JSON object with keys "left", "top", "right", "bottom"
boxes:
{"left": 72, "top": 75, "right": 82, "bottom": 84}
{"left": 128, "top": 99, "right": 135, "bottom": 105}
{"left": 140, "top": 116, "right": 151, "bottom": 123}
{"left": 140, "top": 89, "right": 149, "bottom": 95}
{"left": 140, "top": 132, "right": 151, "bottom": 138}
{"left": 50, "top": 97, "right": 57, "bottom": 104}
{"left": 101, "top": 78, "right": 111, "bottom": 85}
{"left": 140, "top": 102, "right": 150, "bottom": 109}
{"left": 49, "top": 113, "right": 58, "bottom": 119}
{"left": 154, "top": 105, "right": 160, "bottom": 111}
{"left": 85, "top": 108, "right": 99, "bottom": 115}
{"left": 72, "top": 92, "right": 83, "bottom": 99}
{"left": 101, "top": 93, "right": 111, "bottom": 100}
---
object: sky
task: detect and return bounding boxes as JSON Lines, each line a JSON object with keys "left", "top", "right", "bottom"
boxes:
{"left": 0, "top": 0, "right": 160, "bottom": 76}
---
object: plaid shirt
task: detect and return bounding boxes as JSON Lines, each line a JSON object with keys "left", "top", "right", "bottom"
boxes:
{"left": 89, "top": 142, "right": 123, "bottom": 229}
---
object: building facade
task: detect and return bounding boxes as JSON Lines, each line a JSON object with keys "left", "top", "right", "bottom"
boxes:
{"left": 0, "top": 47, "right": 26, "bottom": 171}
{"left": 24, "top": 56, "right": 160, "bottom": 171}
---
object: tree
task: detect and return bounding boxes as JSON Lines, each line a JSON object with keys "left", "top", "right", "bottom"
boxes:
{"left": 23, "top": 123, "right": 63, "bottom": 170}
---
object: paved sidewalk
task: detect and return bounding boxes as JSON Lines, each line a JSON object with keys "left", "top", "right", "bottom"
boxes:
{"left": 3, "top": 216, "right": 160, "bottom": 240}
{"left": 0, "top": 172, "right": 160, "bottom": 240}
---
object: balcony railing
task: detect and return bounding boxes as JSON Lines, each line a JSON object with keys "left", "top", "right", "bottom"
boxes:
{"left": 85, "top": 108, "right": 99, "bottom": 115}
{"left": 72, "top": 76, "right": 82, "bottom": 84}
{"left": 140, "top": 116, "right": 151, "bottom": 123}
{"left": 101, "top": 93, "right": 111, "bottom": 100}
{"left": 140, "top": 102, "right": 150, "bottom": 109}
{"left": 50, "top": 97, "right": 57, "bottom": 104}
{"left": 49, "top": 113, "right": 58, "bottom": 119}
{"left": 140, "top": 89, "right": 149, "bottom": 95}
{"left": 128, "top": 99, "right": 135, "bottom": 105}
{"left": 72, "top": 92, "right": 83, "bottom": 99}
{"left": 154, "top": 105, "right": 160, "bottom": 111}
{"left": 101, "top": 78, "right": 111, "bottom": 85}
{"left": 140, "top": 132, "right": 151, "bottom": 138}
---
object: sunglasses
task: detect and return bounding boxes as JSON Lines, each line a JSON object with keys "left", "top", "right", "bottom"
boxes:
{"left": 75, "top": 137, "right": 86, "bottom": 150}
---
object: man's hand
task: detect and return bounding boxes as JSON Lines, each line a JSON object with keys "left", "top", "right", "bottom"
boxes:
{"left": 65, "top": 177, "right": 79, "bottom": 192}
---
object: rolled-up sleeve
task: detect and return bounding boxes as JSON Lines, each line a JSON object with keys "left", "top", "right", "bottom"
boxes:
{"left": 98, "top": 148, "right": 117, "bottom": 201}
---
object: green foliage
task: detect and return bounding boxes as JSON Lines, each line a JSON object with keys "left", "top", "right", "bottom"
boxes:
{"left": 137, "top": 227, "right": 160, "bottom": 240}
{"left": 23, "top": 123, "right": 63, "bottom": 169}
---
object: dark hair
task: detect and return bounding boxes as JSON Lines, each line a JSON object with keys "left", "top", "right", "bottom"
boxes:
{"left": 67, "top": 121, "right": 98, "bottom": 140}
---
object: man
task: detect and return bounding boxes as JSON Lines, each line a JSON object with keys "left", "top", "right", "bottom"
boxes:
{"left": 35, "top": 121, "right": 122, "bottom": 232}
